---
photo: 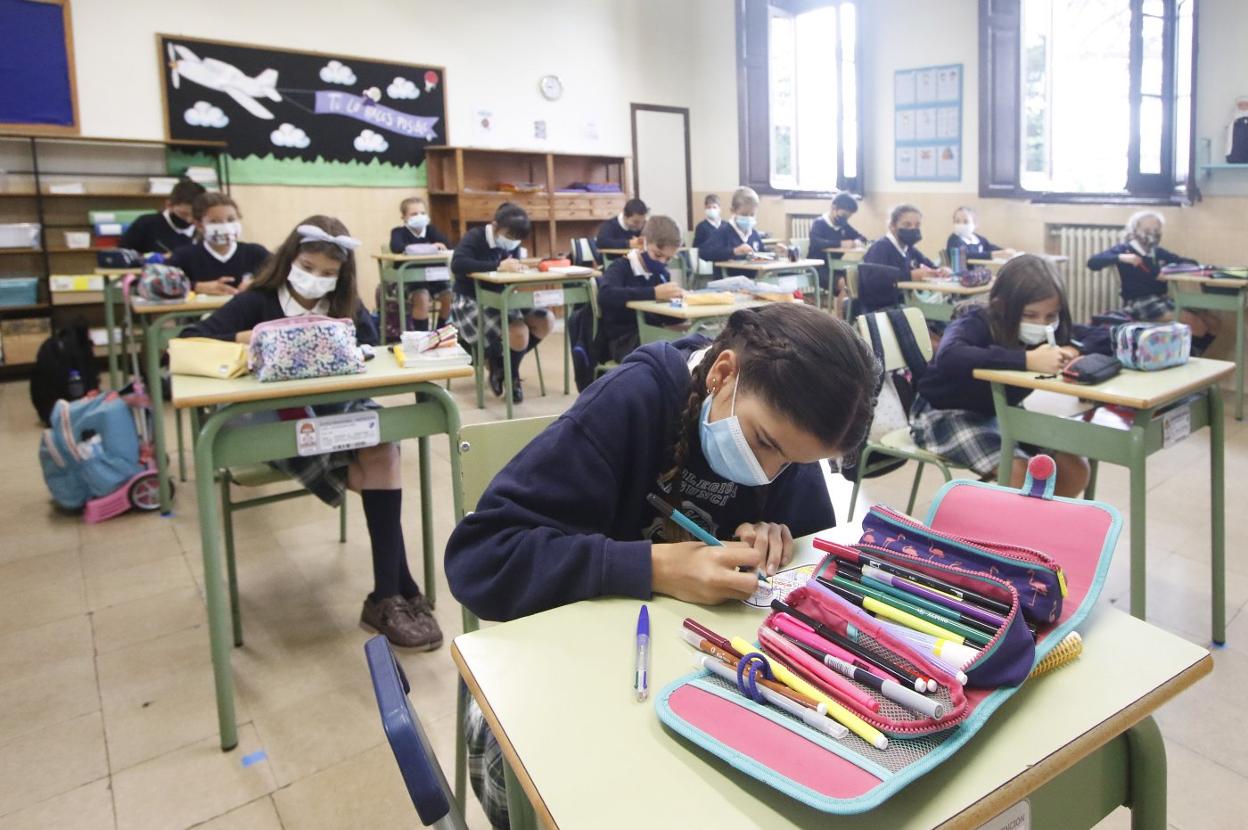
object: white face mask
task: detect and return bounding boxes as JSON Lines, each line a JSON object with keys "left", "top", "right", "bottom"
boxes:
{"left": 496, "top": 233, "right": 521, "bottom": 252}
{"left": 287, "top": 262, "right": 338, "bottom": 299}
{"left": 204, "top": 221, "right": 241, "bottom": 245}
{"left": 1019, "top": 322, "right": 1055, "bottom": 347}
{"left": 705, "top": 206, "right": 720, "bottom": 221}
{"left": 406, "top": 214, "right": 430, "bottom": 232}
{"left": 953, "top": 221, "right": 975, "bottom": 238}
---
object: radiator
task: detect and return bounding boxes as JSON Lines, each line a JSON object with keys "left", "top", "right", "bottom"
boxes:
{"left": 1052, "top": 224, "right": 1121, "bottom": 323}
{"left": 787, "top": 214, "right": 819, "bottom": 240}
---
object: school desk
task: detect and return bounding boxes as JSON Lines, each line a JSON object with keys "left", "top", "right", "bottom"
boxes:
{"left": 172, "top": 353, "right": 473, "bottom": 751}
{"left": 598, "top": 248, "right": 691, "bottom": 285}
{"left": 626, "top": 298, "right": 775, "bottom": 346}
{"left": 974, "top": 358, "right": 1234, "bottom": 643}
{"left": 818, "top": 247, "right": 866, "bottom": 314}
{"left": 95, "top": 267, "right": 141, "bottom": 390}
{"left": 712, "top": 259, "right": 825, "bottom": 307}
{"left": 468, "top": 269, "right": 596, "bottom": 419}
{"left": 1161, "top": 271, "right": 1247, "bottom": 420}
{"left": 967, "top": 254, "right": 1068, "bottom": 273}
{"left": 130, "top": 294, "right": 231, "bottom": 514}
{"left": 452, "top": 529, "right": 1211, "bottom": 830}
{"left": 896, "top": 278, "right": 992, "bottom": 322}
{"left": 372, "top": 252, "right": 453, "bottom": 344}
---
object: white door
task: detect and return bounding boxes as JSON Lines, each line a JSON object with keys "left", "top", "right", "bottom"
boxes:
{"left": 633, "top": 106, "right": 692, "bottom": 231}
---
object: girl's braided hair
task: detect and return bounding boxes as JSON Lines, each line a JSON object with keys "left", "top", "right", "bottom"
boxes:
{"left": 663, "top": 303, "right": 879, "bottom": 484}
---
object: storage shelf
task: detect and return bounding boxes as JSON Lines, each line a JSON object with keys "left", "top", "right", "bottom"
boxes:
{"left": 0, "top": 303, "right": 50, "bottom": 313}
{"left": 0, "top": 191, "right": 169, "bottom": 199}
{"left": 0, "top": 246, "right": 103, "bottom": 255}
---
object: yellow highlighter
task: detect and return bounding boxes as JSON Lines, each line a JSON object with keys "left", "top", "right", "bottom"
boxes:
{"left": 731, "top": 636, "right": 888, "bottom": 750}
{"left": 862, "top": 596, "right": 967, "bottom": 644}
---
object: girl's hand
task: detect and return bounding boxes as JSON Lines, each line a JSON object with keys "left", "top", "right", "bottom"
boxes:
{"left": 234, "top": 330, "right": 252, "bottom": 344}
{"left": 654, "top": 282, "right": 685, "bottom": 301}
{"left": 735, "top": 522, "right": 794, "bottom": 576}
{"left": 1119, "top": 252, "right": 1146, "bottom": 268}
{"left": 733, "top": 243, "right": 754, "bottom": 256}
{"left": 1025, "top": 344, "right": 1071, "bottom": 374}
{"left": 197, "top": 277, "right": 239, "bottom": 296}
{"left": 434, "top": 242, "right": 448, "bottom": 251}
{"left": 651, "top": 541, "right": 762, "bottom": 604}
{"left": 912, "top": 266, "right": 939, "bottom": 281}
{"left": 498, "top": 258, "right": 524, "bottom": 273}
{"left": 1059, "top": 345, "right": 1080, "bottom": 361}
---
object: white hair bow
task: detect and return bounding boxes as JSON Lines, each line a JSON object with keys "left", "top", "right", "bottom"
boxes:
{"left": 296, "top": 224, "right": 361, "bottom": 252}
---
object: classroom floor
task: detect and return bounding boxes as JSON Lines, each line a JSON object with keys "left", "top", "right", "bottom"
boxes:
{"left": 1, "top": 332, "right": 1246, "bottom": 830}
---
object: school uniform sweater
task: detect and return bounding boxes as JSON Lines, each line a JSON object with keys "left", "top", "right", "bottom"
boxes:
{"left": 916, "top": 307, "right": 1030, "bottom": 417}
{"left": 692, "top": 217, "right": 722, "bottom": 249}
{"left": 449, "top": 225, "right": 521, "bottom": 297}
{"left": 597, "top": 250, "right": 673, "bottom": 341}
{"left": 444, "top": 336, "right": 836, "bottom": 622}
{"left": 595, "top": 215, "right": 641, "bottom": 250}
{"left": 859, "top": 235, "right": 937, "bottom": 313}
{"left": 168, "top": 241, "right": 270, "bottom": 287}
{"left": 698, "top": 221, "right": 767, "bottom": 276}
{"left": 119, "top": 212, "right": 197, "bottom": 255}
{"left": 179, "top": 288, "right": 379, "bottom": 346}
{"left": 388, "top": 223, "right": 451, "bottom": 254}
{"left": 807, "top": 214, "right": 867, "bottom": 259}
{"left": 945, "top": 232, "right": 1001, "bottom": 262}
{"left": 1086, "top": 242, "right": 1197, "bottom": 302}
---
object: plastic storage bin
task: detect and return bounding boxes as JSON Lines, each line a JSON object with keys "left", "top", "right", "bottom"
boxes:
{"left": 0, "top": 277, "right": 40, "bottom": 307}
{"left": 0, "top": 223, "right": 41, "bottom": 249}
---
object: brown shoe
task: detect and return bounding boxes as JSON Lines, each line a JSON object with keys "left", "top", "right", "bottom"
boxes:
{"left": 360, "top": 595, "right": 443, "bottom": 651}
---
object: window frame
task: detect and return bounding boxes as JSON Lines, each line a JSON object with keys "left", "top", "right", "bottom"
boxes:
{"left": 978, "top": 0, "right": 1199, "bottom": 205}
{"left": 735, "top": 0, "right": 864, "bottom": 198}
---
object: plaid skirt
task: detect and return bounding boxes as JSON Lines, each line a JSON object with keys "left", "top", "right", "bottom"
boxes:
{"left": 910, "top": 396, "right": 1030, "bottom": 478}
{"left": 451, "top": 294, "right": 551, "bottom": 348}
{"left": 465, "top": 696, "right": 509, "bottom": 829}
{"left": 265, "top": 398, "right": 382, "bottom": 507}
{"left": 1121, "top": 293, "right": 1174, "bottom": 322}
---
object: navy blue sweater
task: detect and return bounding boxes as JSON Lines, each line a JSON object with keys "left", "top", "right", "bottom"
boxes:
{"left": 595, "top": 216, "right": 641, "bottom": 250}
{"left": 859, "top": 237, "right": 937, "bottom": 313}
{"left": 119, "top": 212, "right": 196, "bottom": 255}
{"left": 597, "top": 253, "right": 672, "bottom": 340}
{"left": 692, "top": 218, "right": 722, "bottom": 250}
{"left": 1087, "top": 242, "right": 1196, "bottom": 302}
{"left": 807, "top": 215, "right": 867, "bottom": 259}
{"left": 180, "top": 288, "right": 379, "bottom": 346}
{"left": 389, "top": 223, "right": 450, "bottom": 254}
{"left": 168, "top": 241, "right": 270, "bottom": 287}
{"left": 945, "top": 233, "right": 1001, "bottom": 262}
{"left": 698, "top": 222, "right": 767, "bottom": 276}
{"left": 916, "top": 307, "right": 1030, "bottom": 417}
{"left": 444, "top": 337, "right": 836, "bottom": 621}
{"left": 450, "top": 226, "right": 521, "bottom": 297}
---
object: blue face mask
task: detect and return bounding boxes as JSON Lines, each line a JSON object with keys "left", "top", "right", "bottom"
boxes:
{"left": 641, "top": 250, "right": 669, "bottom": 278}
{"left": 734, "top": 215, "right": 757, "bottom": 233}
{"left": 699, "top": 378, "right": 786, "bottom": 487}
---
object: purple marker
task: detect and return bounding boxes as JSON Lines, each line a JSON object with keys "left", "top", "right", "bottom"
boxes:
{"left": 862, "top": 565, "right": 1007, "bottom": 628}
{"left": 634, "top": 605, "right": 650, "bottom": 701}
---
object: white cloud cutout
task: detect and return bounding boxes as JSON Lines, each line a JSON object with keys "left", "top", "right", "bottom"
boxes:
{"left": 319, "top": 60, "right": 357, "bottom": 85}
{"left": 270, "top": 122, "right": 310, "bottom": 149}
{"left": 184, "top": 101, "right": 229, "bottom": 129}
{"left": 386, "top": 77, "right": 419, "bottom": 100}
{"left": 353, "top": 129, "right": 389, "bottom": 153}
{"left": 363, "top": 86, "right": 381, "bottom": 103}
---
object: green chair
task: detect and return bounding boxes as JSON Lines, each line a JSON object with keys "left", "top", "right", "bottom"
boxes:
{"left": 451, "top": 415, "right": 558, "bottom": 811}
{"left": 847, "top": 307, "right": 967, "bottom": 520}
{"left": 587, "top": 277, "right": 618, "bottom": 377}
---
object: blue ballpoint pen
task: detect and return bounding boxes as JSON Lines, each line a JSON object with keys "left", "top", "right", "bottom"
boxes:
{"left": 645, "top": 493, "right": 769, "bottom": 584}
{"left": 634, "top": 605, "right": 650, "bottom": 701}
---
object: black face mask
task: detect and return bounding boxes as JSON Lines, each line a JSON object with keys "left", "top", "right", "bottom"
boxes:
{"left": 168, "top": 212, "right": 192, "bottom": 230}
{"left": 833, "top": 213, "right": 848, "bottom": 226}
{"left": 897, "top": 227, "right": 922, "bottom": 246}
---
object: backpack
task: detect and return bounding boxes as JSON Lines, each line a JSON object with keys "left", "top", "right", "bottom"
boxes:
{"left": 568, "top": 302, "right": 606, "bottom": 392}
{"left": 841, "top": 308, "right": 928, "bottom": 481}
{"left": 30, "top": 325, "right": 100, "bottom": 426}
{"left": 39, "top": 394, "right": 144, "bottom": 510}
{"left": 136, "top": 263, "right": 190, "bottom": 301}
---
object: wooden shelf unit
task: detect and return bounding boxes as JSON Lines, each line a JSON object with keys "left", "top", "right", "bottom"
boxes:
{"left": 425, "top": 147, "right": 629, "bottom": 258}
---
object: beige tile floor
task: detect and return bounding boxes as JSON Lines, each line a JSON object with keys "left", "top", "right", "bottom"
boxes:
{"left": 1, "top": 333, "right": 1246, "bottom": 829}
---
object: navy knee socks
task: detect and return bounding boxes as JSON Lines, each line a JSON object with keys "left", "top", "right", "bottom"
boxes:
{"left": 361, "top": 488, "right": 419, "bottom": 601}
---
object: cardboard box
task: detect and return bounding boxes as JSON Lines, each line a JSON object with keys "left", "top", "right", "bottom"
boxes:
{"left": 49, "top": 274, "right": 105, "bottom": 292}
{"left": 1, "top": 317, "right": 50, "bottom": 365}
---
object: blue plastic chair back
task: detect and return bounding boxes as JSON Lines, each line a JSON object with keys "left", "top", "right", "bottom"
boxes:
{"left": 365, "top": 636, "right": 466, "bottom": 828}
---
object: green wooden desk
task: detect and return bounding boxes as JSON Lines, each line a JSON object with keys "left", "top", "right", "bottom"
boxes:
{"left": 468, "top": 269, "right": 595, "bottom": 419}
{"left": 713, "top": 258, "right": 824, "bottom": 307}
{"left": 897, "top": 278, "right": 992, "bottom": 323}
{"left": 817, "top": 246, "right": 865, "bottom": 314}
{"left": 975, "top": 359, "right": 1234, "bottom": 643}
{"left": 372, "top": 251, "right": 453, "bottom": 343}
{"left": 1162, "top": 272, "right": 1247, "bottom": 421}
{"left": 626, "top": 298, "right": 775, "bottom": 345}
{"left": 452, "top": 529, "right": 1211, "bottom": 829}
{"left": 131, "top": 294, "right": 231, "bottom": 514}
{"left": 96, "top": 267, "right": 141, "bottom": 390}
{"left": 172, "top": 354, "right": 473, "bottom": 751}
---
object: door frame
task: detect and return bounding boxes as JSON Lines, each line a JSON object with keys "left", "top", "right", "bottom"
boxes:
{"left": 630, "top": 103, "right": 694, "bottom": 231}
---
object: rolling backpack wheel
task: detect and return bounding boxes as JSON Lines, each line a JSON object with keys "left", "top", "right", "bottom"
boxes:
{"left": 127, "top": 471, "right": 167, "bottom": 511}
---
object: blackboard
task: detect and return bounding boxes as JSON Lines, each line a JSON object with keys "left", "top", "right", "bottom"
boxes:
{"left": 158, "top": 34, "right": 447, "bottom": 185}
{"left": 0, "top": 0, "right": 78, "bottom": 133}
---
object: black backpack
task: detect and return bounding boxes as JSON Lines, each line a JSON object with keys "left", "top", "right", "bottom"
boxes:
{"left": 568, "top": 303, "right": 608, "bottom": 392}
{"left": 30, "top": 325, "right": 99, "bottom": 426}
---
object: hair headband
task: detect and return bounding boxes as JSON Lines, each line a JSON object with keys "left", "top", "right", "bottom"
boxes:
{"left": 296, "top": 224, "right": 360, "bottom": 253}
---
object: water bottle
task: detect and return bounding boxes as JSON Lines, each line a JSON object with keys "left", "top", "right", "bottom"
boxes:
{"left": 67, "top": 370, "right": 84, "bottom": 400}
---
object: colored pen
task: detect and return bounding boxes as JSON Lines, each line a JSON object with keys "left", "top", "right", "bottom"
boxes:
{"left": 829, "top": 549, "right": 1013, "bottom": 617}
{"left": 696, "top": 656, "right": 848, "bottom": 740}
{"left": 634, "top": 605, "right": 649, "bottom": 701}
{"left": 876, "top": 620, "right": 979, "bottom": 678}
{"left": 757, "top": 627, "right": 880, "bottom": 712}
{"left": 819, "top": 576, "right": 992, "bottom": 647}
{"left": 850, "top": 570, "right": 1002, "bottom": 637}
{"left": 861, "top": 565, "right": 1010, "bottom": 629}
{"left": 679, "top": 629, "right": 819, "bottom": 710}
{"left": 647, "top": 494, "right": 766, "bottom": 583}
{"left": 683, "top": 618, "right": 738, "bottom": 655}
{"left": 818, "top": 578, "right": 974, "bottom": 645}
{"left": 731, "top": 636, "right": 888, "bottom": 750}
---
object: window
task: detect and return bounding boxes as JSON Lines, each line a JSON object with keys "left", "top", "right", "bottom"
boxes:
{"left": 737, "top": 0, "right": 861, "bottom": 196}
{"left": 981, "top": 0, "right": 1198, "bottom": 202}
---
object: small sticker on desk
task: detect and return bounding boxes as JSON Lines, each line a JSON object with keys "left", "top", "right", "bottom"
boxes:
{"left": 532, "top": 289, "right": 564, "bottom": 308}
{"left": 296, "top": 411, "right": 380, "bottom": 457}
{"left": 975, "top": 799, "right": 1029, "bottom": 830}
{"left": 1163, "top": 404, "right": 1191, "bottom": 448}
{"left": 425, "top": 266, "right": 450, "bottom": 281}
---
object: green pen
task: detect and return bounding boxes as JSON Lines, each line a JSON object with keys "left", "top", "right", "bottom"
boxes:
{"left": 819, "top": 575, "right": 992, "bottom": 647}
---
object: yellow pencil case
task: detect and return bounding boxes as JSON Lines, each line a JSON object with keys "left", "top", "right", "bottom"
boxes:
{"left": 168, "top": 337, "right": 249, "bottom": 379}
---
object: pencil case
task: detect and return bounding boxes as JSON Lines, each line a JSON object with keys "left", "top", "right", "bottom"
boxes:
{"left": 656, "top": 456, "right": 1121, "bottom": 814}
{"left": 248, "top": 315, "right": 367, "bottom": 383}
{"left": 1112, "top": 321, "right": 1191, "bottom": 370}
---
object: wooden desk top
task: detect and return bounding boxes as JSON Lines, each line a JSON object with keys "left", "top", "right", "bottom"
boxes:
{"left": 469, "top": 269, "right": 597, "bottom": 285}
{"left": 897, "top": 279, "right": 992, "bottom": 296}
{"left": 94, "top": 268, "right": 139, "bottom": 277}
{"left": 626, "top": 298, "right": 774, "bottom": 320}
{"left": 170, "top": 350, "right": 473, "bottom": 409}
{"left": 815, "top": 246, "right": 867, "bottom": 260}
{"left": 712, "top": 259, "right": 823, "bottom": 271}
{"left": 974, "top": 357, "right": 1234, "bottom": 410}
{"left": 599, "top": 247, "right": 689, "bottom": 255}
{"left": 129, "top": 294, "right": 231, "bottom": 315}
{"left": 372, "top": 252, "right": 452, "bottom": 264}
{"left": 1159, "top": 272, "right": 1248, "bottom": 289}
{"left": 453, "top": 528, "right": 1211, "bottom": 830}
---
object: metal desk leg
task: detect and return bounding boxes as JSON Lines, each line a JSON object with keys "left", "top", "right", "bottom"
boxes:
{"left": 146, "top": 316, "right": 174, "bottom": 515}
{"left": 564, "top": 300, "right": 572, "bottom": 395}
{"left": 503, "top": 761, "right": 538, "bottom": 830}
{"left": 104, "top": 280, "right": 120, "bottom": 390}
{"left": 397, "top": 277, "right": 407, "bottom": 341}
{"left": 1125, "top": 716, "right": 1166, "bottom": 830}
{"left": 1235, "top": 297, "right": 1245, "bottom": 421}
{"left": 501, "top": 286, "right": 515, "bottom": 420}
{"left": 1127, "top": 411, "right": 1149, "bottom": 621}
{"left": 473, "top": 283, "right": 486, "bottom": 410}
{"left": 1210, "top": 384, "right": 1226, "bottom": 644}
{"left": 418, "top": 434, "right": 435, "bottom": 608}
{"left": 992, "top": 383, "right": 1015, "bottom": 486}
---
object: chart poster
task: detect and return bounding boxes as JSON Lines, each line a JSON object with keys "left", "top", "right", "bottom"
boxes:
{"left": 894, "top": 63, "right": 962, "bottom": 182}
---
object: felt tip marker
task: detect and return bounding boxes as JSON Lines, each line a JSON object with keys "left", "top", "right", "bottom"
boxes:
{"left": 647, "top": 494, "right": 766, "bottom": 583}
{"left": 634, "top": 605, "right": 649, "bottom": 702}
{"left": 697, "top": 657, "right": 847, "bottom": 740}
